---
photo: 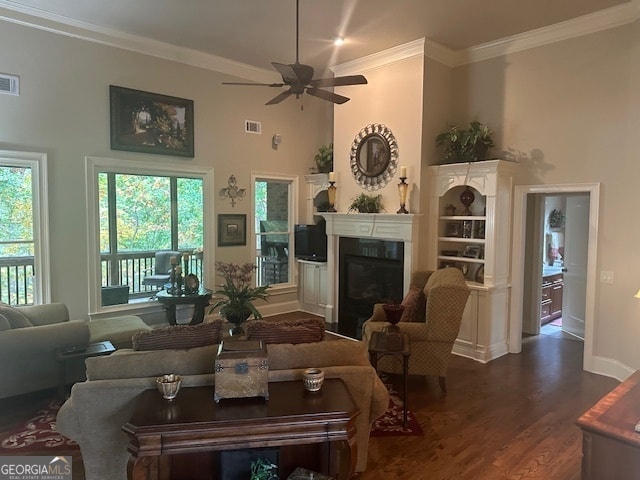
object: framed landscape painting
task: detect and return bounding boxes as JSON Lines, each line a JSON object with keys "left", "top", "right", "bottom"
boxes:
{"left": 110, "top": 85, "right": 194, "bottom": 157}
{"left": 218, "top": 214, "right": 247, "bottom": 247}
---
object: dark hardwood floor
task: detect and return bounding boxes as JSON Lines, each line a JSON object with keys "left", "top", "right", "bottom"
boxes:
{"left": 0, "top": 324, "right": 620, "bottom": 480}
{"left": 361, "top": 328, "right": 619, "bottom": 480}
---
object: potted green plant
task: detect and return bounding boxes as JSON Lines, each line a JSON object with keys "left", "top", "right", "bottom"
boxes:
{"left": 313, "top": 143, "right": 333, "bottom": 173}
{"left": 250, "top": 458, "right": 278, "bottom": 480}
{"left": 209, "top": 261, "right": 270, "bottom": 333}
{"left": 348, "top": 193, "right": 384, "bottom": 213}
{"left": 435, "top": 120, "right": 494, "bottom": 163}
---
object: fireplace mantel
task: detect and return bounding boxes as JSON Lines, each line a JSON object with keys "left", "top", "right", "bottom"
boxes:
{"left": 320, "top": 213, "right": 421, "bottom": 325}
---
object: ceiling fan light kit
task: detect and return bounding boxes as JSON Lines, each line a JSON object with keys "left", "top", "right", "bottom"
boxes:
{"left": 222, "top": 0, "right": 367, "bottom": 106}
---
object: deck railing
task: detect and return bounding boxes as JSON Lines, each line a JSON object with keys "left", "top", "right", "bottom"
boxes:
{"left": 0, "top": 252, "right": 204, "bottom": 306}
{"left": 0, "top": 256, "right": 35, "bottom": 305}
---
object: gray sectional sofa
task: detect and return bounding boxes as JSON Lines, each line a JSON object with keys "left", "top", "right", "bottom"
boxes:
{"left": 0, "top": 302, "right": 90, "bottom": 398}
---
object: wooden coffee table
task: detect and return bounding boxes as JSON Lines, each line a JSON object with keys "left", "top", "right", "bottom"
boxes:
{"left": 123, "top": 378, "right": 359, "bottom": 480}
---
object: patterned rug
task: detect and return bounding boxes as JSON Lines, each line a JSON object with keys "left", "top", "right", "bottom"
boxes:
{"left": 370, "top": 378, "right": 424, "bottom": 437}
{"left": 0, "top": 400, "right": 78, "bottom": 453}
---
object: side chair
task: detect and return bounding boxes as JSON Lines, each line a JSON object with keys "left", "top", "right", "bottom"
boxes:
{"left": 362, "top": 267, "right": 470, "bottom": 393}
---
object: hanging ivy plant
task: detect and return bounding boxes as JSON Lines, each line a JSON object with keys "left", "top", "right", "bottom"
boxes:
{"left": 549, "top": 209, "right": 565, "bottom": 228}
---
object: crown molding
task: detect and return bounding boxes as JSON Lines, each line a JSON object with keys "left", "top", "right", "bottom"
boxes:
{"left": 1, "top": 0, "right": 639, "bottom": 75}
{"left": 332, "top": 38, "right": 430, "bottom": 76}
{"left": 0, "top": 2, "right": 278, "bottom": 83}
{"left": 461, "top": 1, "right": 640, "bottom": 65}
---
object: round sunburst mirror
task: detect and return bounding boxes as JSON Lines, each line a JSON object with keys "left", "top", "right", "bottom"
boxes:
{"left": 350, "top": 123, "right": 399, "bottom": 190}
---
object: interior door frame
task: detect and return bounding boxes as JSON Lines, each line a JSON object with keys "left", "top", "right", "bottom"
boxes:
{"left": 510, "top": 183, "right": 600, "bottom": 371}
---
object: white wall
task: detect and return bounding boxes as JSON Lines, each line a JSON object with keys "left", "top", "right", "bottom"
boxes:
{"left": 0, "top": 20, "right": 333, "bottom": 320}
{"left": 454, "top": 20, "right": 640, "bottom": 373}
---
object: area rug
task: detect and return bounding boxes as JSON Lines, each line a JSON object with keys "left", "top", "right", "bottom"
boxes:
{"left": 370, "top": 379, "right": 424, "bottom": 437}
{"left": 0, "top": 400, "right": 78, "bottom": 453}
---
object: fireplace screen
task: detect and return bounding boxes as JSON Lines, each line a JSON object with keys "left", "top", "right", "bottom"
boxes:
{"left": 338, "top": 237, "right": 403, "bottom": 339}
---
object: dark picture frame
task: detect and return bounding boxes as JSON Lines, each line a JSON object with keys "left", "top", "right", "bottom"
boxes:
{"left": 462, "top": 245, "right": 483, "bottom": 259}
{"left": 445, "top": 221, "right": 462, "bottom": 237}
{"left": 218, "top": 214, "right": 247, "bottom": 246}
{"left": 110, "top": 85, "right": 194, "bottom": 157}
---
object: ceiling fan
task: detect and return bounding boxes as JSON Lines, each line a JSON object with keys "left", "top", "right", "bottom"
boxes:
{"left": 222, "top": 0, "right": 367, "bottom": 105}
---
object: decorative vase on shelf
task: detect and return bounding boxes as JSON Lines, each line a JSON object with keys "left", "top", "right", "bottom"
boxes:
{"left": 460, "top": 186, "right": 475, "bottom": 215}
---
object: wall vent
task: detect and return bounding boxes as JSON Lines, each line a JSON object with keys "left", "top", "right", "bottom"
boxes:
{"left": 0, "top": 73, "right": 19, "bottom": 96}
{"left": 245, "top": 120, "right": 262, "bottom": 134}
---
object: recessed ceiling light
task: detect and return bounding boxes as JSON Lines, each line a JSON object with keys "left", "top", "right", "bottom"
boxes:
{"left": 333, "top": 37, "right": 345, "bottom": 46}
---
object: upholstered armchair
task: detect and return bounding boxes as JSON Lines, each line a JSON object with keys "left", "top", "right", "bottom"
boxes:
{"left": 362, "top": 268, "right": 470, "bottom": 393}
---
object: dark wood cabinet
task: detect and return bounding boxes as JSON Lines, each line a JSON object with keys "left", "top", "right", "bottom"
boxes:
{"left": 541, "top": 273, "right": 563, "bottom": 324}
{"left": 577, "top": 370, "right": 640, "bottom": 479}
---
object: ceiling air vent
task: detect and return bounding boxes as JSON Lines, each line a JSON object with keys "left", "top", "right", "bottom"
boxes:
{"left": 245, "top": 120, "right": 261, "bottom": 134}
{"left": 0, "top": 73, "right": 19, "bottom": 96}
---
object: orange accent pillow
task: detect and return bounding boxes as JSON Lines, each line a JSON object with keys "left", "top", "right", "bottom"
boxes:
{"left": 400, "top": 287, "right": 426, "bottom": 322}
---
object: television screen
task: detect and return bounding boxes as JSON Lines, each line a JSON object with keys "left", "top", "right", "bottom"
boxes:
{"left": 294, "top": 220, "right": 327, "bottom": 261}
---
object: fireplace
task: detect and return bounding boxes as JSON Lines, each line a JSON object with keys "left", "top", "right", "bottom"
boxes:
{"left": 338, "top": 237, "right": 404, "bottom": 338}
{"left": 321, "top": 213, "right": 420, "bottom": 339}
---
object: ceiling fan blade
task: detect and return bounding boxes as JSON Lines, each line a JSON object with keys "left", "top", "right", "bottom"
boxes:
{"left": 222, "top": 82, "right": 285, "bottom": 87}
{"left": 272, "top": 62, "right": 299, "bottom": 84}
{"left": 266, "top": 90, "right": 292, "bottom": 105}
{"left": 309, "top": 75, "right": 368, "bottom": 88}
{"left": 306, "top": 88, "right": 350, "bottom": 104}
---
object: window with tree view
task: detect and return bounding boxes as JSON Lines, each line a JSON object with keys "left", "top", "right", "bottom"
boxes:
{"left": 255, "top": 177, "right": 294, "bottom": 287}
{"left": 98, "top": 172, "right": 204, "bottom": 305}
{"left": 0, "top": 165, "right": 36, "bottom": 305}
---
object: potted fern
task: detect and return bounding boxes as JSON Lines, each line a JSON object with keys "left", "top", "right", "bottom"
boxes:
{"left": 348, "top": 193, "right": 384, "bottom": 213}
{"left": 436, "top": 121, "right": 494, "bottom": 163}
{"left": 313, "top": 143, "right": 333, "bottom": 173}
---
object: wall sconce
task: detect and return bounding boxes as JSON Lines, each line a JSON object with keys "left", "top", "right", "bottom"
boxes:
{"left": 219, "top": 174, "right": 246, "bottom": 207}
{"left": 327, "top": 171, "right": 337, "bottom": 212}
{"left": 397, "top": 165, "right": 409, "bottom": 214}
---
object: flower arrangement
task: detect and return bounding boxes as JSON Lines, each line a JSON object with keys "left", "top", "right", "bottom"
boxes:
{"left": 209, "top": 262, "right": 270, "bottom": 327}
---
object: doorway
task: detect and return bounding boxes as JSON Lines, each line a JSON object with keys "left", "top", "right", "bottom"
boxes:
{"left": 510, "top": 183, "right": 600, "bottom": 371}
{"left": 521, "top": 193, "right": 589, "bottom": 339}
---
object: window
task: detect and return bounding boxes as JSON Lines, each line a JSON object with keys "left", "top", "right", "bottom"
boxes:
{"left": 86, "top": 157, "right": 214, "bottom": 312}
{"left": 0, "top": 151, "right": 50, "bottom": 305}
{"left": 254, "top": 175, "right": 297, "bottom": 287}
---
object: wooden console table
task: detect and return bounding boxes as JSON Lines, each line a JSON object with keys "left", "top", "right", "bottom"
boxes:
{"left": 123, "top": 379, "right": 359, "bottom": 480}
{"left": 577, "top": 370, "right": 640, "bottom": 479}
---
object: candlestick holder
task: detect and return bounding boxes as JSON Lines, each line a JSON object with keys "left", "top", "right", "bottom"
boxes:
{"left": 327, "top": 181, "right": 337, "bottom": 212}
{"left": 397, "top": 177, "right": 409, "bottom": 214}
{"left": 169, "top": 265, "right": 177, "bottom": 295}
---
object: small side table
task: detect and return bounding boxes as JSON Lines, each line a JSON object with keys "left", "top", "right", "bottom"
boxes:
{"left": 156, "top": 288, "right": 213, "bottom": 326}
{"left": 55, "top": 340, "right": 115, "bottom": 399}
{"left": 368, "top": 330, "right": 411, "bottom": 428}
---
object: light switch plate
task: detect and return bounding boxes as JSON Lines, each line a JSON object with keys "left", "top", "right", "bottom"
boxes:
{"left": 600, "top": 270, "right": 614, "bottom": 284}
